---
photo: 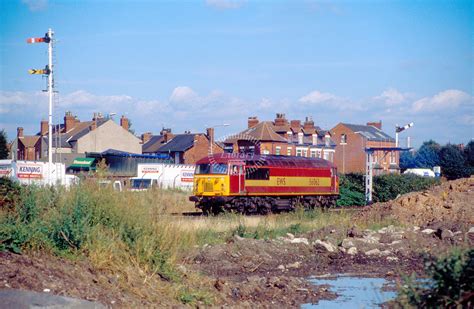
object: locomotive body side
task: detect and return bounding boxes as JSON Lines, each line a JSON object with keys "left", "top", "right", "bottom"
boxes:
{"left": 190, "top": 153, "right": 339, "bottom": 214}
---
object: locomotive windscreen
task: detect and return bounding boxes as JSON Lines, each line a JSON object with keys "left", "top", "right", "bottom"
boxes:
{"left": 195, "top": 163, "right": 228, "bottom": 175}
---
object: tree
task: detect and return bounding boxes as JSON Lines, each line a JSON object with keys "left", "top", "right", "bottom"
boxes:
{"left": 414, "top": 140, "right": 440, "bottom": 168}
{"left": 0, "top": 130, "right": 8, "bottom": 159}
{"left": 400, "top": 151, "right": 416, "bottom": 171}
{"left": 439, "top": 144, "right": 470, "bottom": 180}
{"left": 464, "top": 140, "right": 474, "bottom": 169}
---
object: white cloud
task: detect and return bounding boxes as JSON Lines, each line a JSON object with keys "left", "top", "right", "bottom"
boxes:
{"left": 169, "top": 86, "right": 199, "bottom": 104}
{"left": 373, "top": 88, "right": 408, "bottom": 106}
{"left": 21, "top": 0, "right": 47, "bottom": 11}
{"left": 412, "top": 89, "right": 472, "bottom": 113}
{"left": 205, "top": 0, "right": 245, "bottom": 10}
{"left": 299, "top": 90, "right": 338, "bottom": 104}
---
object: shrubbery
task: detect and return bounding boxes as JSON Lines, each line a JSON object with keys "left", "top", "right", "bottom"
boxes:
{"left": 337, "top": 173, "right": 439, "bottom": 206}
{"left": 398, "top": 249, "right": 474, "bottom": 308}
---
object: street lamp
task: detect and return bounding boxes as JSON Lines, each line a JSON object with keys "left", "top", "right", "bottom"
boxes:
{"left": 395, "top": 122, "right": 414, "bottom": 147}
{"left": 207, "top": 123, "right": 230, "bottom": 155}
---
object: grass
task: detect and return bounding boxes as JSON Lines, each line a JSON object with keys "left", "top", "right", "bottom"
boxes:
{"left": 0, "top": 178, "right": 401, "bottom": 305}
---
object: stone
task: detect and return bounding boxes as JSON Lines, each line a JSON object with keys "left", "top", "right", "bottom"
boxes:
{"left": 341, "top": 239, "right": 355, "bottom": 249}
{"left": 290, "top": 238, "right": 309, "bottom": 245}
{"left": 347, "top": 226, "right": 362, "bottom": 238}
{"left": 441, "top": 229, "right": 454, "bottom": 239}
{"left": 421, "top": 228, "right": 436, "bottom": 235}
{"left": 286, "top": 261, "right": 301, "bottom": 269}
{"left": 277, "top": 265, "right": 286, "bottom": 271}
{"left": 389, "top": 240, "right": 402, "bottom": 246}
{"left": 286, "top": 233, "right": 295, "bottom": 240}
{"left": 233, "top": 235, "right": 245, "bottom": 241}
{"left": 380, "top": 250, "right": 391, "bottom": 256}
{"left": 386, "top": 256, "right": 399, "bottom": 262}
{"left": 365, "top": 249, "right": 381, "bottom": 256}
{"left": 413, "top": 226, "right": 420, "bottom": 232}
{"left": 347, "top": 247, "right": 358, "bottom": 255}
{"left": 314, "top": 240, "right": 337, "bottom": 253}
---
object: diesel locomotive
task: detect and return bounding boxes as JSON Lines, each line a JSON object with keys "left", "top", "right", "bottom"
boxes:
{"left": 189, "top": 153, "right": 339, "bottom": 214}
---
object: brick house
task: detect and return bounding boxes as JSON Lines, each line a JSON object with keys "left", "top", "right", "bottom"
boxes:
{"left": 154, "top": 128, "right": 223, "bottom": 164}
{"left": 330, "top": 121, "right": 399, "bottom": 175}
{"left": 11, "top": 112, "right": 141, "bottom": 165}
{"left": 223, "top": 114, "right": 336, "bottom": 162}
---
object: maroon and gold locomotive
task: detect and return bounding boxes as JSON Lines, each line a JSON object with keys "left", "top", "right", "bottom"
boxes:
{"left": 189, "top": 153, "right": 339, "bottom": 214}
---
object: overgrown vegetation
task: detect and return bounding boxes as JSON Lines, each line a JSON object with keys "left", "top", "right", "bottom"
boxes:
{"left": 337, "top": 173, "right": 439, "bottom": 206}
{"left": 397, "top": 248, "right": 474, "bottom": 308}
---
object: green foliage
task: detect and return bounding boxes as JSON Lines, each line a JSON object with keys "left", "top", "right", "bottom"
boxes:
{"left": 337, "top": 173, "right": 438, "bottom": 206}
{"left": 464, "top": 141, "right": 474, "bottom": 169}
{"left": 400, "top": 151, "right": 416, "bottom": 171}
{"left": 439, "top": 144, "right": 471, "bottom": 180}
{"left": 0, "top": 129, "right": 8, "bottom": 159}
{"left": 0, "top": 177, "right": 21, "bottom": 210}
{"left": 414, "top": 140, "right": 441, "bottom": 169}
{"left": 398, "top": 249, "right": 474, "bottom": 308}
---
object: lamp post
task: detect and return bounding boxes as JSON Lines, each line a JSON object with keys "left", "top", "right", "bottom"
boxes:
{"left": 207, "top": 123, "right": 230, "bottom": 155}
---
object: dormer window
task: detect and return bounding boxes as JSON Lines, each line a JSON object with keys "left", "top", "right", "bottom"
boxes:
{"left": 298, "top": 132, "right": 303, "bottom": 145}
{"left": 325, "top": 135, "right": 330, "bottom": 147}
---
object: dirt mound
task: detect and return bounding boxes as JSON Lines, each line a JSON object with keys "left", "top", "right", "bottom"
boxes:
{"left": 361, "top": 177, "right": 474, "bottom": 229}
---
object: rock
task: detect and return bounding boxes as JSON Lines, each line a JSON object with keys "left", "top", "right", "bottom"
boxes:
{"left": 339, "top": 247, "right": 346, "bottom": 253}
{"left": 413, "top": 226, "right": 420, "bottom": 232}
{"left": 314, "top": 240, "right": 337, "bottom": 253}
{"left": 341, "top": 239, "right": 355, "bottom": 249}
{"left": 467, "top": 227, "right": 474, "bottom": 244}
{"left": 365, "top": 249, "right": 381, "bottom": 256}
{"left": 361, "top": 235, "right": 379, "bottom": 244}
{"left": 386, "top": 256, "right": 399, "bottom": 262}
{"left": 233, "top": 235, "right": 245, "bottom": 241}
{"left": 441, "top": 229, "right": 454, "bottom": 239}
{"left": 421, "top": 228, "right": 436, "bottom": 235}
{"left": 389, "top": 240, "right": 402, "bottom": 246}
{"left": 347, "top": 247, "right": 358, "bottom": 255}
{"left": 286, "top": 233, "right": 295, "bottom": 240}
{"left": 347, "top": 226, "right": 362, "bottom": 238}
{"left": 0, "top": 290, "right": 105, "bottom": 309}
{"left": 380, "top": 250, "right": 391, "bottom": 256}
{"left": 290, "top": 238, "right": 309, "bottom": 245}
{"left": 277, "top": 265, "right": 286, "bottom": 271}
{"left": 286, "top": 261, "right": 301, "bottom": 269}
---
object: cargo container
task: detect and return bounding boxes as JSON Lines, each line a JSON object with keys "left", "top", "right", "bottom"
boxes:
{"left": 130, "top": 163, "right": 195, "bottom": 191}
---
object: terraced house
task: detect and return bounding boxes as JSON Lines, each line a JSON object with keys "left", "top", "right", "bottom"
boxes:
{"left": 11, "top": 111, "right": 141, "bottom": 166}
{"left": 223, "top": 114, "right": 336, "bottom": 162}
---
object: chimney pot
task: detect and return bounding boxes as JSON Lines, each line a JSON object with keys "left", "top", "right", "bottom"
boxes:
{"left": 40, "top": 120, "right": 48, "bottom": 136}
{"left": 248, "top": 116, "right": 259, "bottom": 128}
{"left": 206, "top": 127, "right": 215, "bottom": 145}
{"left": 17, "top": 127, "right": 24, "bottom": 138}
{"left": 120, "top": 115, "right": 129, "bottom": 131}
{"left": 64, "top": 111, "right": 75, "bottom": 132}
{"left": 274, "top": 113, "right": 288, "bottom": 127}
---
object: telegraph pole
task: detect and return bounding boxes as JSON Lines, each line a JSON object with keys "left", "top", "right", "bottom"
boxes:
{"left": 27, "top": 28, "right": 54, "bottom": 184}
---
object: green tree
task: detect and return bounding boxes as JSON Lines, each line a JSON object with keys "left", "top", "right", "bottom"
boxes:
{"left": 439, "top": 144, "right": 470, "bottom": 180}
{"left": 400, "top": 151, "right": 416, "bottom": 171}
{"left": 414, "top": 140, "right": 440, "bottom": 168}
{"left": 0, "top": 130, "right": 8, "bottom": 159}
{"left": 464, "top": 140, "right": 474, "bottom": 173}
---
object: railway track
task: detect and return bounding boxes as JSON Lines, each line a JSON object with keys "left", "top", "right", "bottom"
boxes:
{"left": 171, "top": 205, "right": 369, "bottom": 217}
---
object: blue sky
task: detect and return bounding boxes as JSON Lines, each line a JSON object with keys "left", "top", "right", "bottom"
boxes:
{"left": 0, "top": 0, "right": 472, "bottom": 147}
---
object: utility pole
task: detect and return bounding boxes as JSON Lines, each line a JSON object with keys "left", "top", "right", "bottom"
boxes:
{"left": 27, "top": 28, "right": 54, "bottom": 184}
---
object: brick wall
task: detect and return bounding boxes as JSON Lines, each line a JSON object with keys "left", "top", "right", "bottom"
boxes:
{"left": 183, "top": 134, "right": 224, "bottom": 164}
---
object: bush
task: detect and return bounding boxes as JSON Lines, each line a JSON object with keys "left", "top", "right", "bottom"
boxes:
{"left": 398, "top": 249, "right": 474, "bottom": 308}
{"left": 337, "top": 173, "right": 439, "bottom": 206}
{"left": 439, "top": 144, "right": 471, "bottom": 180}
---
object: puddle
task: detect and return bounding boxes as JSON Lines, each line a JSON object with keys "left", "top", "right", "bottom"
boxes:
{"left": 302, "top": 275, "right": 397, "bottom": 308}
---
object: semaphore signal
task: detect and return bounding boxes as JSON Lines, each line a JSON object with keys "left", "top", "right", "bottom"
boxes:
{"left": 26, "top": 28, "right": 55, "bottom": 185}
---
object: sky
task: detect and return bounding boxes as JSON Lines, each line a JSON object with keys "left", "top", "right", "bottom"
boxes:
{"left": 0, "top": 0, "right": 472, "bottom": 147}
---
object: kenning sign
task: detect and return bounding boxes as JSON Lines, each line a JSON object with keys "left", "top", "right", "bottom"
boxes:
{"left": 17, "top": 164, "right": 43, "bottom": 179}
{"left": 181, "top": 170, "right": 194, "bottom": 182}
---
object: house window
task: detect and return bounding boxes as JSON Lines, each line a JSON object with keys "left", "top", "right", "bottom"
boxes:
{"left": 316, "top": 150, "right": 322, "bottom": 158}
{"left": 287, "top": 147, "right": 292, "bottom": 156}
{"left": 275, "top": 146, "right": 281, "bottom": 155}
{"left": 296, "top": 149, "right": 302, "bottom": 156}
{"left": 302, "top": 149, "right": 308, "bottom": 157}
{"left": 262, "top": 149, "right": 270, "bottom": 155}
{"left": 310, "top": 150, "right": 317, "bottom": 158}
{"left": 340, "top": 134, "right": 347, "bottom": 144}
{"left": 390, "top": 151, "right": 396, "bottom": 164}
{"left": 323, "top": 151, "right": 329, "bottom": 160}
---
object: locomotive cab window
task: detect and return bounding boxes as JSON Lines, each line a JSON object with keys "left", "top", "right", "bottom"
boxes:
{"left": 245, "top": 168, "right": 270, "bottom": 180}
{"left": 195, "top": 163, "right": 228, "bottom": 174}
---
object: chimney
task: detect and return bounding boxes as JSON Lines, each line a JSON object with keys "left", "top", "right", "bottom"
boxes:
{"left": 17, "top": 127, "right": 24, "bottom": 138}
{"left": 89, "top": 122, "right": 96, "bottom": 131}
{"left": 367, "top": 121, "right": 382, "bottom": 130}
{"left": 64, "top": 111, "right": 75, "bottom": 132}
{"left": 291, "top": 120, "right": 301, "bottom": 130}
{"left": 120, "top": 115, "right": 129, "bottom": 131}
{"left": 163, "top": 130, "right": 174, "bottom": 143}
{"left": 40, "top": 120, "right": 48, "bottom": 136}
{"left": 248, "top": 116, "right": 259, "bottom": 128}
{"left": 303, "top": 116, "right": 315, "bottom": 131}
{"left": 142, "top": 132, "right": 152, "bottom": 144}
{"left": 274, "top": 113, "right": 287, "bottom": 127}
{"left": 206, "top": 127, "right": 215, "bottom": 145}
